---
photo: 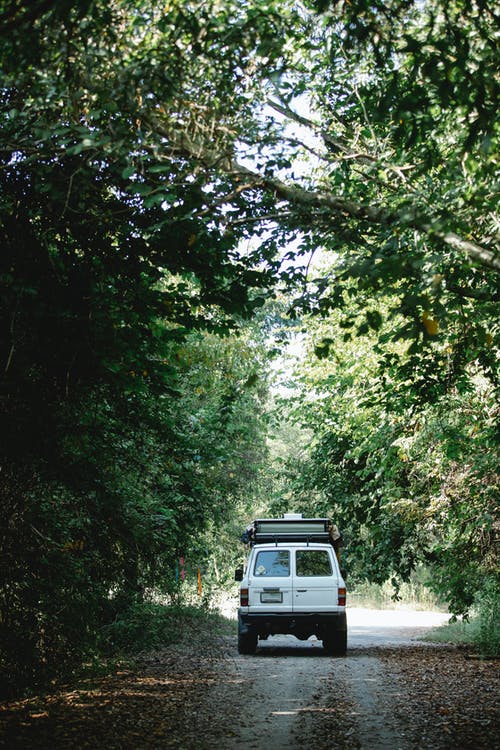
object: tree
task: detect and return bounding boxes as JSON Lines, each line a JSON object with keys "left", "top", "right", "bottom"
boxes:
{"left": 268, "top": 283, "right": 498, "bottom": 617}
{"left": 149, "top": 0, "right": 499, "bottom": 397}
{"left": 1, "top": 0, "right": 285, "bottom": 691}
{"left": 1, "top": 0, "right": 498, "bottom": 689}
{"left": 0, "top": 320, "right": 271, "bottom": 693}
{"left": 2, "top": 0, "right": 497, "bottom": 413}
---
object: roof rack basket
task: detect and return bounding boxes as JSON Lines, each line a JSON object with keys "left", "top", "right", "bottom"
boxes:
{"left": 242, "top": 515, "right": 339, "bottom": 547}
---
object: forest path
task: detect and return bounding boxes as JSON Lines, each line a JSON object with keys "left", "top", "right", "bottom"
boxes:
{"left": 223, "top": 608, "right": 450, "bottom": 749}
{"left": 1, "top": 610, "right": 498, "bottom": 750}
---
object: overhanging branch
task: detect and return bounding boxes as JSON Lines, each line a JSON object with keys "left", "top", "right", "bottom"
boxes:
{"left": 149, "top": 115, "right": 500, "bottom": 274}
{"left": 230, "top": 161, "right": 500, "bottom": 273}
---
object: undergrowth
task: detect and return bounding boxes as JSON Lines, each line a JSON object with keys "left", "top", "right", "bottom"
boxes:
{"left": 100, "top": 601, "right": 235, "bottom": 656}
{"left": 424, "top": 579, "right": 500, "bottom": 658}
{"left": 2, "top": 602, "right": 235, "bottom": 700}
{"left": 349, "top": 577, "right": 446, "bottom": 611}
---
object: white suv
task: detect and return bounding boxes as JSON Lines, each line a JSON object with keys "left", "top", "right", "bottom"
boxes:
{"left": 235, "top": 516, "right": 347, "bottom": 655}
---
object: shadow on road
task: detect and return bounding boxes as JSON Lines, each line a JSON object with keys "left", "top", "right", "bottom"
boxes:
{"left": 250, "top": 635, "right": 329, "bottom": 657}
{"left": 253, "top": 645, "right": 329, "bottom": 657}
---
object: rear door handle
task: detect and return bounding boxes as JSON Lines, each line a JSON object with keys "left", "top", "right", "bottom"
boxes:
{"left": 296, "top": 589, "right": 307, "bottom": 592}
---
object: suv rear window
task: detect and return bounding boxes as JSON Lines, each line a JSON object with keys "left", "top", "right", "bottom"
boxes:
{"left": 253, "top": 550, "right": 290, "bottom": 577}
{"left": 296, "top": 550, "right": 332, "bottom": 577}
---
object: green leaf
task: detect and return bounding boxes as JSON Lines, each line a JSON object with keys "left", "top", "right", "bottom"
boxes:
{"left": 121, "top": 166, "right": 136, "bottom": 179}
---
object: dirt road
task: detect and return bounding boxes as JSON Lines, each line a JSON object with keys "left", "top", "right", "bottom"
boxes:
{"left": 215, "top": 608, "right": 462, "bottom": 750}
{"left": 1, "top": 609, "right": 498, "bottom": 750}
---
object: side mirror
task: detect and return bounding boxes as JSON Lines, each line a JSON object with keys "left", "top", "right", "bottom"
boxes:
{"left": 234, "top": 566, "right": 244, "bottom": 582}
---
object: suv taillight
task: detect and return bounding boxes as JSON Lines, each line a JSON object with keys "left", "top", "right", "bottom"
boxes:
{"left": 338, "top": 587, "right": 346, "bottom": 606}
{"left": 240, "top": 588, "right": 249, "bottom": 606}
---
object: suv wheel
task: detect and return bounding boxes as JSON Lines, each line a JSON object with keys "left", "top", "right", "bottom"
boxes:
{"left": 238, "top": 630, "right": 257, "bottom": 655}
{"left": 323, "top": 629, "right": 347, "bottom": 656}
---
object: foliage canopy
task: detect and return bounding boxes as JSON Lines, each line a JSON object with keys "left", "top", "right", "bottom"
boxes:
{"left": 0, "top": 0, "right": 498, "bottom": 690}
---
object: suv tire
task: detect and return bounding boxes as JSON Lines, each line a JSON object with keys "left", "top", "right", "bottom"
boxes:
{"left": 238, "top": 630, "right": 257, "bottom": 655}
{"left": 323, "top": 629, "right": 347, "bottom": 656}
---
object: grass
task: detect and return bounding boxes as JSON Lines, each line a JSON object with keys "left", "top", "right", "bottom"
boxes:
{"left": 422, "top": 609, "right": 499, "bottom": 658}
{"left": 349, "top": 577, "right": 499, "bottom": 658}
{"left": 100, "top": 600, "right": 235, "bottom": 656}
{"left": 348, "top": 578, "right": 446, "bottom": 612}
{"left": 421, "top": 617, "right": 480, "bottom": 647}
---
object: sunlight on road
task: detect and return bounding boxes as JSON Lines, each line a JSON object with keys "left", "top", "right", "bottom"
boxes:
{"left": 218, "top": 594, "right": 451, "bottom": 649}
{"left": 347, "top": 607, "right": 450, "bottom": 647}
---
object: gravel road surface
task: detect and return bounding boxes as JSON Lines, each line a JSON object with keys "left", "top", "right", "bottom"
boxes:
{"left": 1, "top": 608, "right": 497, "bottom": 750}
{"left": 218, "top": 608, "right": 453, "bottom": 750}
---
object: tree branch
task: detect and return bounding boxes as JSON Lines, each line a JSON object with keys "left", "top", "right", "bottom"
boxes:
{"left": 267, "top": 98, "right": 377, "bottom": 166}
{"left": 426, "top": 231, "right": 500, "bottom": 274}
{"left": 149, "top": 114, "right": 500, "bottom": 274}
{"left": 231, "top": 162, "right": 500, "bottom": 273}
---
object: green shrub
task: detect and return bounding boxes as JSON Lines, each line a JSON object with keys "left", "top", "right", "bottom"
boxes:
{"left": 100, "top": 601, "right": 234, "bottom": 655}
{"left": 423, "top": 577, "right": 500, "bottom": 657}
{"left": 474, "top": 578, "right": 500, "bottom": 658}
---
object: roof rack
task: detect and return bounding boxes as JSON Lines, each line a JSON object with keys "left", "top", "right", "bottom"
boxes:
{"left": 241, "top": 514, "right": 341, "bottom": 547}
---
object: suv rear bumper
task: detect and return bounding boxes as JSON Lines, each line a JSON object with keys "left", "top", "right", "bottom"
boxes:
{"left": 239, "top": 610, "right": 347, "bottom": 640}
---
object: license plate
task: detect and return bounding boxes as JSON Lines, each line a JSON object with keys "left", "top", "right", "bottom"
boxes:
{"left": 260, "top": 590, "right": 282, "bottom": 603}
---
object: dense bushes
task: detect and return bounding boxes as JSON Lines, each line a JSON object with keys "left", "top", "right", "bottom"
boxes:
{"left": 475, "top": 578, "right": 500, "bottom": 657}
{"left": 270, "top": 309, "right": 499, "bottom": 631}
{"left": 100, "top": 601, "right": 234, "bottom": 656}
{"left": 0, "top": 331, "right": 268, "bottom": 696}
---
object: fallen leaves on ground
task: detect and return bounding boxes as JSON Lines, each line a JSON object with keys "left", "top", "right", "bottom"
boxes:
{"left": 0, "top": 639, "right": 498, "bottom": 749}
{"left": 379, "top": 645, "right": 499, "bottom": 749}
{"left": 0, "top": 638, "right": 241, "bottom": 750}
{"left": 292, "top": 644, "right": 499, "bottom": 750}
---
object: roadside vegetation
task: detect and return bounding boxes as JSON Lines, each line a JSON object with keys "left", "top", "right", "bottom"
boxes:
{"left": 1, "top": 0, "right": 498, "bottom": 696}
{"left": 423, "top": 579, "right": 500, "bottom": 657}
{"left": 348, "top": 572, "right": 446, "bottom": 612}
{"left": 99, "top": 601, "right": 235, "bottom": 657}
